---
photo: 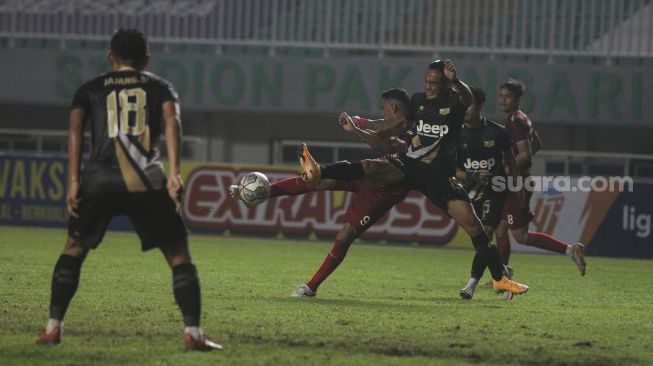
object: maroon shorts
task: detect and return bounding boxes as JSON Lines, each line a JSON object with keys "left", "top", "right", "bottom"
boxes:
{"left": 338, "top": 178, "right": 408, "bottom": 232}
{"left": 501, "top": 189, "right": 534, "bottom": 229}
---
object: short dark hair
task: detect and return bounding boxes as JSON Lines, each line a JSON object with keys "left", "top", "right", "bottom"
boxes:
{"left": 381, "top": 87, "right": 410, "bottom": 110}
{"left": 427, "top": 59, "right": 445, "bottom": 73}
{"left": 469, "top": 85, "right": 486, "bottom": 106}
{"left": 500, "top": 78, "right": 525, "bottom": 98}
{"left": 110, "top": 28, "right": 148, "bottom": 70}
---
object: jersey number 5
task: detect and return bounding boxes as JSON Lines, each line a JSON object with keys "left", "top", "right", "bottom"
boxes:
{"left": 106, "top": 88, "right": 146, "bottom": 137}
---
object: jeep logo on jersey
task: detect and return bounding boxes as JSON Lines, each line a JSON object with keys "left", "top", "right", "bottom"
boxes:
{"left": 416, "top": 120, "right": 449, "bottom": 138}
{"left": 463, "top": 158, "right": 496, "bottom": 170}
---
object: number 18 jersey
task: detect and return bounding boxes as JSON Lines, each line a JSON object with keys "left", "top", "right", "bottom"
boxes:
{"left": 71, "top": 70, "right": 179, "bottom": 193}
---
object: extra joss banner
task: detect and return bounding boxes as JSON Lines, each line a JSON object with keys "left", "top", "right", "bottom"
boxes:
{"left": 182, "top": 165, "right": 457, "bottom": 244}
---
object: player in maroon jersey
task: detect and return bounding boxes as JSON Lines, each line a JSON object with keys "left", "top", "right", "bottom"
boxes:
{"left": 494, "top": 79, "right": 586, "bottom": 276}
{"left": 36, "top": 29, "right": 221, "bottom": 351}
{"left": 230, "top": 88, "right": 411, "bottom": 297}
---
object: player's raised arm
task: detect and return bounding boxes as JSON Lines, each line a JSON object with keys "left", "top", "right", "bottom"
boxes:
{"left": 375, "top": 118, "right": 412, "bottom": 138}
{"left": 340, "top": 112, "right": 406, "bottom": 154}
{"left": 444, "top": 59, "right": 473, "bottom": 107}
{"left": 349, "top": 116, "right": 384, "bottom": 131}
{"left": 163, "top": 100, "right": 183, "bottom": 209}
{"left": 66, "top": 108, "right": 86, "bottom": 219}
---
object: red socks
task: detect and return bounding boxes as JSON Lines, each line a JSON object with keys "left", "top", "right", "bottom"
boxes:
{"left": 306, "top": 240, "right": 351, "bottom": 291}
{"left": 270, "top": 177, "right": 316, "bottom": 197}
{"left": 526, "top": 232, "right": 568, "bottom": 254}
{"left": 496, "top": 235, "right": 511, "bottom": 265}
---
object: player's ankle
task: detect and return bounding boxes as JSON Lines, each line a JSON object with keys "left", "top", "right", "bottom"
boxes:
{"left": 184, "top": 326, "right": 203, "bottom": 341}
{"left": 565, "top": 244, "right": 574, "bottom": 256}
{"left": 46, "top": 319, "right": 62, "bottom": 333}
{"left": 465, "top": 277, "right": 479, "bottom": 288}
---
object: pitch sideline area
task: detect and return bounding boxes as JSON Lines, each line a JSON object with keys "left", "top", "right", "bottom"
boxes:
{"left": 1, "top": 226, "right": 652, "bottom": 366}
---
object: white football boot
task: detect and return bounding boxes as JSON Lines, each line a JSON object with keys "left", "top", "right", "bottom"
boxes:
{"left": 459, "top": 278, "right": 478, "bottom": 300}
{"left": 570, "top": 243, "right": 586, "bottom": 276}
{"left": 291, "top": 284, "right": 316, "bottom": 298}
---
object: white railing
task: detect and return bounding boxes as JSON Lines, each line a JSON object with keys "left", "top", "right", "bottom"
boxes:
{"left": 0, "top": 0, "right": 651, "bottom": 60}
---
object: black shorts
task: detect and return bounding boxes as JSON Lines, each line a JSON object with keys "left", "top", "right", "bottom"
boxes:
{"left": 392, "top": 156, "right": 469, "bottom": 214}
{"left": 68, "top": 188, "right": 187, "bottom": 251}
{"left": 471, "top": 190, "right": 507, "bottom": 229}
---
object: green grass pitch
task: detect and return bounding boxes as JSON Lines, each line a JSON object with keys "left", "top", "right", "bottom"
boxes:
{"left": 1, "top": 226, "right": 652, "bottom": 366}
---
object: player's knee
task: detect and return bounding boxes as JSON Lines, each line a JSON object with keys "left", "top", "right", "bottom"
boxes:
{"left": 168, "top": 255, "right": 191, "bottom": 268}
{"left": 495, "top": 230, "right": 507, "bottom": 240}
{"left": 361, "top": 160, "right": 380, "bottom": 175}
{"left": 62, "top": 237, "right": 88, "bottom": 258}
{"left": 459, "top": 219, "right": 483, "bottom": 237}
{"left": 483, "top": 226, "right": 495, "bottom": 238}
{"left": 336, "top": 223, "right": 358, "bottom": 243}
{"left": 161, "top": 239, "right": 192, "bottom": 268}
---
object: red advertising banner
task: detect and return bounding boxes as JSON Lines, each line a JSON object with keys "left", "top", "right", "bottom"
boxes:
{"left": 182, "top": 165, "right": 458, "bottom": 244}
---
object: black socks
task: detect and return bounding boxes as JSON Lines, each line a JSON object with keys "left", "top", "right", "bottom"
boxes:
{"left": 471, "top": 232, "right": 504, "bottom": 281}
{"left": 172, "top": 263, "right": 201, "bottom": 327}
{"left": 49, "top": 254, "right": 83, "bottom": 320}
{"left": 320, "top": 161, "right": 365, "bottom": 181}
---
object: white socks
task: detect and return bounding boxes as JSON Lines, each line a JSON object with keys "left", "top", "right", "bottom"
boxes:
{"left": 46, "top": 319, "right": 61, "bottom": 333}
{"left": 184, "top": 326, "right": 203, "bottom": 341}
{"left": 565, "top": 245, "right": 574, "bottom": 256}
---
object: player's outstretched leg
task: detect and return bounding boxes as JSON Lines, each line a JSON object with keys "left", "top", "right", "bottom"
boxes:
{"left": 231, "top": 176, "right": 318, "bottom": 204}
{"left": 297, "top": 144, "right": 367, "bottom": 184}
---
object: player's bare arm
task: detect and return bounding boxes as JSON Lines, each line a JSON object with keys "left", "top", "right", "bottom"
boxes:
{"left": 340, "top": 112, "right": 406, "bottom": 154}
{"left": 504, "top": 147, "right": 524, "bottom": 209}
{"left": 531, "top": 129, "right": 543, "bottom": 155}
{"left": 163, "top": 100, "right": 183, "bottom": 210}
{"left": 349, "top": 115, "right": 385, "bottom": 131}
{"left": 513, "top": 139, "right": 532, "bottom": 172}
{"left": 444, "top": 59, "right": 473, "bottom": 107}
{"left": 66, "top": 108, "right": 86, "bottom": 219}
{"left": 375, "top": 118, "right": 412, "bottom": 138}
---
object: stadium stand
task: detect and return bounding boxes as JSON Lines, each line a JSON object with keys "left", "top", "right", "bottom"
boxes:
{"left": 0, "top": 0, "right": 651, "bottom": 59}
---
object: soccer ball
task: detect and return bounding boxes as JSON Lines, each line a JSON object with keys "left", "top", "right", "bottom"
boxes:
{"left": 238, "top": 172, "right": 271, "bottom": 207}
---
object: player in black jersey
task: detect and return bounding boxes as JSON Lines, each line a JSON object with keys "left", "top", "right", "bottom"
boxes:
{"left": 455, "top": 85, "right": 521, "bottom": 299}
{"left": 298, "top": 60, "right": 529, "bottom": 296}
{"left": 36, "top": 29, "right": 221, "bottom": 351}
